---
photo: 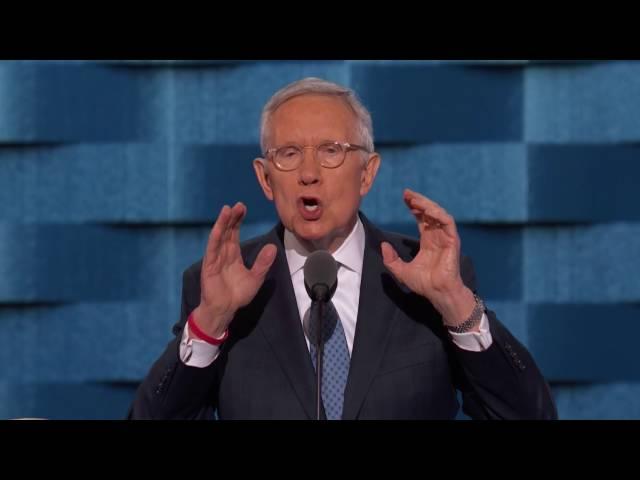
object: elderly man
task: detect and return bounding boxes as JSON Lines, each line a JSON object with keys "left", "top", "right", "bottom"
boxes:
{"left": 129, "top": 77, "right": 557, "bottom": 420}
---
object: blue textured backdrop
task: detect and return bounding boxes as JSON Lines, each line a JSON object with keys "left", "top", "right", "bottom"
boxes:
{"left": 1, "top": 60, "right": 638, "bottom": 419}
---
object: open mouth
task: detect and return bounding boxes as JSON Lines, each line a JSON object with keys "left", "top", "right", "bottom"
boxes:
{"left": 302, "top": 197, "right": 320, "bottom": 212}
{"left": 298, "top": 196, "right": 323, "bottom": 220}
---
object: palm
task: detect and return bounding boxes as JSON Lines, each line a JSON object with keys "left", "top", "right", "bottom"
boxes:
{"left": 202, "top": 243, "right": 262, "bottom": 315}
{"left": 382, "top": 189, "right": 462, "bottom": 300}
{"left": 402, "top": 225, "right": 459, "bottom": 298}
{"left": 198, "top": 202, "right": 276, "bottom": 330}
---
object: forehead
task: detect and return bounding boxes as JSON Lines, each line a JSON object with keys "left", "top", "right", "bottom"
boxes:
{"left": 269, "top": 94, "right": 358, "bottom": 145}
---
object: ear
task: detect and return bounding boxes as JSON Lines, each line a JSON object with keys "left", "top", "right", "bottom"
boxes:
{"left": 360, "top": 153, "right": 381, "bottom": 197}
{"left": 253, "top": 158, "right": 274, "bottom": 201}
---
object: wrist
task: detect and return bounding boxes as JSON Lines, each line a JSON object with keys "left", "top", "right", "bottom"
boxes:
{"left": 446, "top": 291, "right": 485, "bottom": 334}
{"left": 434, "top": 284, "right": 477, "bottom": 328}
{"left": 190, "top": 305, "right": 231, "bottom": 341}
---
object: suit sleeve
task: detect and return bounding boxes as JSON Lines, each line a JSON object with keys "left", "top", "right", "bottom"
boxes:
{"left": 127, "top": 265, "right": 220, "bottom": 420}
{"left": 449, "top": 256, "right": 558, "bottom": 420}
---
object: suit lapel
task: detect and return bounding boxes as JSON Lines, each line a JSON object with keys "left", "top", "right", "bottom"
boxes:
{"left": 254, "top": 216, "right": 401, "bottom": 420}
{"left": 342, "top": 214, "right": 400, "bottom": 420}
{"left": 256, "top": 225, "right": 320, "bottom": 420}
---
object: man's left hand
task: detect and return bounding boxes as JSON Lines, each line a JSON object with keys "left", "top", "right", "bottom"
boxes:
{"left": 381, "top": 189, "right": 478, "bottom": 331}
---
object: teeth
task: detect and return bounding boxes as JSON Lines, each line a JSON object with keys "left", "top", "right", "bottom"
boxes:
{"left": 304, "top": 204, "right": 319, "bottom": 212}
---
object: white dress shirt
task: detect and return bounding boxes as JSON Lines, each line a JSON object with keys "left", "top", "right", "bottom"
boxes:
{"left": 179, "top": 218, "right": 492, "bottom": 367}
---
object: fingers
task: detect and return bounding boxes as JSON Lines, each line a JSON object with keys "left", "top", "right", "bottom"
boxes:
{"left": 221, "top": 202, "right": 241, "bottom": 244}
{"left": 250, "top": 243, "right": 277, "bottom": 279}
{"left": 204, "top": 204, "right": 232, "bottom": 263}
{"left": 229, "top": 202, "right": 246, "bottom": 246}
{"left": 408, "top": 208, "right": 442, "bottom": 228}
{"left": 204, "top": 202, "right": 246, "bottom": 266}
{"left": 403, "top": 189, "right": 458, "bottom": 237}
{"left": 404, "top": 189, "right": 451, "bottom": 224}
{"left": 381, "top": 241, "right": 409, "bottom": 284}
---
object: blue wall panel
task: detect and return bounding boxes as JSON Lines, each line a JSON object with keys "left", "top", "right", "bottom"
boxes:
{"left": 1, "top": 60, "right": 638, "bottom": 418}
{"left": 352, "top": 64, "right": 523, "bottom": 142}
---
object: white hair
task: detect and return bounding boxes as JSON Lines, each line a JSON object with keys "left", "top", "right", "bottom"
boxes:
{"left": 260, "top": 77, "right": 375, "bottom": 154}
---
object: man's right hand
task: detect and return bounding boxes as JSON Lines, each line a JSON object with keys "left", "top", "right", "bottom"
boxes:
{"left": 191, "top": 202, "right": 277, "bottom": 338}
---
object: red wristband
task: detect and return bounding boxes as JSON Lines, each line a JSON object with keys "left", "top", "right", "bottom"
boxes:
{"left": 187, "top": 312, "right": 229, "bottom": 345}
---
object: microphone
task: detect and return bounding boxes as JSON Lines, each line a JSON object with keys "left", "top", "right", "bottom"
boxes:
{"left": 303, "top": 250, "right": 338, "bottom": 420}
{"left": 303, "top": 250, "right": 338, "bottom": 302}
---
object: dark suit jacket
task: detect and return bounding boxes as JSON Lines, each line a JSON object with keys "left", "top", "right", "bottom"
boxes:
{"left": 129, "top": 213, "right": 557, "bottom": 420}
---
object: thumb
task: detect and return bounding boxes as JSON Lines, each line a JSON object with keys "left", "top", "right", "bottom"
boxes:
{"left": 381, "top": 241, "right": 408, "bottom": 283}
{"left": 250, "top": 243, "right": 277, "bottom": 280}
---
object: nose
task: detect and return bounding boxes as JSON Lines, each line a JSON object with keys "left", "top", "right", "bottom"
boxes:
{"left": 298, "top": 146, "right": 321, "bottom": 186}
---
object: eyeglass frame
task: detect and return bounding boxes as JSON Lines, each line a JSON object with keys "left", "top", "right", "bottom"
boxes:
{"left": 262, "top": 140, "right": 372, "bottom": 171}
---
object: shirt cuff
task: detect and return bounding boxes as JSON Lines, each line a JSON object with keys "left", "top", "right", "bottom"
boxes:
{"left": 179, "top": 321, "right": 221, "bottom": 368}
{"left": 449, "top": 312, "right": 493, "bottom": 352}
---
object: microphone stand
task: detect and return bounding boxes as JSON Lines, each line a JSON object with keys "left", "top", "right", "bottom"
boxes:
{"left": 312, "top": 284, "right": 329, "bottom": 421}
{"left": 315, "top": 299, "right": 324, "bottom": 421}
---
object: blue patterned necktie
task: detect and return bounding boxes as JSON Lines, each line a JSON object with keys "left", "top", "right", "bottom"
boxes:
{"left": 308, "top": 300, "right": 351, "bottom": 420}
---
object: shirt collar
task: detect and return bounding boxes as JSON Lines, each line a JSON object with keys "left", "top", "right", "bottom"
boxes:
{"left": 284, "top": 216, "right": 365, "bottom": 277}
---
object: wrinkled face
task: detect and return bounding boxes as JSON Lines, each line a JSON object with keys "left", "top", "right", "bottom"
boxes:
{"left": 254, "top": 94, "right": 380, "bottom": 252}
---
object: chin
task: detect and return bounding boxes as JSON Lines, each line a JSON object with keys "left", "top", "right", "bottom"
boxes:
{"left": 293, "top": 220, "right": 328, "bottom": 241}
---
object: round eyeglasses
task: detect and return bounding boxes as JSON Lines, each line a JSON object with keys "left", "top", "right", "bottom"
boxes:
{"left": 263, "top": 141, "right": 371, "bottom": 171}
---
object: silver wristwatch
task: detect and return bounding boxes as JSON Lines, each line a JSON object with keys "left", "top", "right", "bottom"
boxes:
{"left": 447, "top": 294, "right": 485, "bottom": 334}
